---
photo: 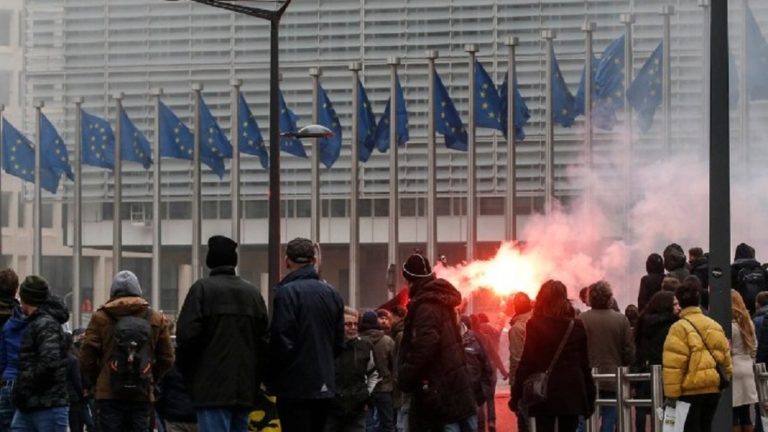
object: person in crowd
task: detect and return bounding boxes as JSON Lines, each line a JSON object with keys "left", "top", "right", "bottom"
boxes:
{"left": 688, "top": 247, "right": 710, "bottom": 290}
{"left": 71, "top": 328, "right": 95, "bottom": 432}
{"left": 326, "top": 307, "right": 377, "bottom": 432}
{"left": 508, "top": 292, "right": 533, "bottom": 432}
{"left": 473, "top": 313, "right": 507, "bottom": 432}
{"left": 11, "top": 276, "right": 70, "bottom": 431}
{"left": 268, "top": 237, "right": 345, "bottom": 432}
{"left": 662, "top": 277, "right": 681, "bottom": 293}
{"left": 459, "top": 316, "right": 493, "bottom": 432}
{"left": 578, "top": 287, "right": 590, "bottom": 311}
{"left": 156, "top": 351, "right": 198, "bottom": 432}
{"left": 388, "top": 305, "right": 408, "bottom": 432}
{"left": 359, "top": 310, "right": 395, "bottom": 432}
{"left": 624, "top": 305, "right": 639, "bottom": 331}
{"left": 731, "top": 290, "right": 759, "bottom": 432}
{"left": 578, "top": 281, "right": 634, "bottom": 432}
{"left": 663, "top": 276, "right": 733, "bottom": 432}
{"left": 80, "top": 271, "right": 174, "bottom": 432}
{"left": 754, "top": 292, "right": 768, "bottom": 346}
{"left": 633, "top": 291, "right": 679, "bottom": 432}
{"left": 397, "top": 252, "right": 476, "bottom": 431}
{"left": 376, "top": 309, "right": 393, "bottom": 335}
{"left": 732, "top": 243, "right": 767, "bottom": 316}
{"left": 0, "top": 268, "right": 23, "bottom": 430}
{"left": 664, "top": 243, "right": 690, "bottom": 283}
{"left": 637, "top": 253, "right": 665, "bottom": 312}
{"left": 64, "top": 332, "right": 86, "bottom": 432}
{"left": 511, "top": 280, "right": 596, "bottom": 432}
{"left": 176, "top": 235, "right": 268, "bottom": 432}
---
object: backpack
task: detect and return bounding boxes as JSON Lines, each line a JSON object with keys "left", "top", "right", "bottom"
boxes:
{"left": 738, "top": 265, "right": 767, "bottom": 313}
{"left": 105, "top": 309, "right": 154, "bottom": 398}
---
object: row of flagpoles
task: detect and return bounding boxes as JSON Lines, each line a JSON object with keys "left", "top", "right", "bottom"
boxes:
{"left": 2, "top": 2, "right": 766, "bottom": 317}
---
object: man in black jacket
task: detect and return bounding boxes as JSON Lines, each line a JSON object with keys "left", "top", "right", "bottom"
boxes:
{"left": 268, "top": 237, "right": 345, "bottom": 432}
{"left": 732, "top": 242, "right": 767, "bottom": 315}
{"left": 176, "top": 235, "right": 269, "bottom": 432}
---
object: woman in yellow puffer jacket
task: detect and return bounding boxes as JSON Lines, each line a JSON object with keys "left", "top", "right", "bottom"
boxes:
{"left": 662, "top": 276, "right": 733, "bottom": 432}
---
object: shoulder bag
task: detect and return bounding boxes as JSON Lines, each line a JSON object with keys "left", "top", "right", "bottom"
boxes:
{"left": 681, "top": 317, "right": 730, "bottom": 391}
{"left": 522, "top": 319, "right": 575, "bottom": 406}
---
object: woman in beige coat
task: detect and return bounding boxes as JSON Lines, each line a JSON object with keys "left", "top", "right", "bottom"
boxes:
{"left": 732, "top": 290, "right": 758, "bottom": 432}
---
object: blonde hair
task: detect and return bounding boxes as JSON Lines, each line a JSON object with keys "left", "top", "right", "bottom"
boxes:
{"left": 732, "top": 289, "right": 756, "bottom": 355}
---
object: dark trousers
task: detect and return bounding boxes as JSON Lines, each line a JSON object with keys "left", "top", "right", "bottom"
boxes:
{"left": 277, "top": 398, "right": 331, "bottom": 432}
{"left": 679, "top": 393, "right": 720, "bottom": 432}
{"left": 95, "top": 400, "right": 151, "bottom": 432}
{"left": 368, "top": 392, "right": 394, "bottom": 432}
{"left": 532, "top": 415, "right": 579, "bottom": 432}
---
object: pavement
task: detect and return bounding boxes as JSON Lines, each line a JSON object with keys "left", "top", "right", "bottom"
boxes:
{"left": 492, "top": 387, "right": 519, "bottom": 432}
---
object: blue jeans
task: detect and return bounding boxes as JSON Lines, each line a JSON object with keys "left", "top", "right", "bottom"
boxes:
{"left": 10, "top": 406, "right": 69, "bottom": 432}
{"left": 0, "top": 382, "right": 15, "bottom": 430}
{"left": 443, "top": 414, "right": 478, "bottom": 432}
{"left": 599, "top": 405, "right": 617, "bottom": 432}
{"left": 196, "top": 407, "right": 250, "bottom": 432}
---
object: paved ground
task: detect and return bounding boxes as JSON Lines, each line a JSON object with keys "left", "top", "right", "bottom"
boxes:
{"left": 492, "top": 387, "right": 518, "bottom": 432}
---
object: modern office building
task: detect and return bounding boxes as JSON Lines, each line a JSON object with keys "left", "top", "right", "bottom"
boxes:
{"left": 17, "top": 0, "right": 762, "bottom": 316}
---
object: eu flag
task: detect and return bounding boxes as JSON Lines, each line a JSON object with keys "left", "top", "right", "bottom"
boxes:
{"left": 746, "top": 6, "right": 768, "bottom": 100}
{"left": 592, "top": 35, "right": 627, "bottom": 130}
{"left": 573, "top": 54, "right": 598, "bottom": 118}
{"left": 2, "top": 118, "right": 60, "bottom": 193}
{"left": 374, "top": 77, "right": 409, "bottom": 152}
{"left": 279, "top": 90, "right": 307, "bottom": 158}
{"left": 40, "top": 113, "right": 74, "bottom": 181}
{"left": 474, "top": 61, "right": 504, "bottom": 132}
{"left": 317, "top": 85, "right": 342, "bottom": 168}
{"left": 356, "top": 79, "right": 377, "bottom": 163}
{"left": 158, "top": 101, "right": 194, "bottom": 161}
{"left": 434, "top": 70, "right": 468, "bottom": 151}
{"left": 550, "top": 46, "right": 577, "bottom": 128}
{"left": 499, "top": 74, "right": 530, "bottom": 141}
{"left": 81, "top": 110, "right": 115, "bottom": 170}
{"left": 119, "top": 107, "right": 152, "bottom": 169}
{"left": 199, "top": 96, "right": 232, "bottom": 178}
{"left": 627, "top": 42, "right": 663, "bottom": 133}
{"left": 238, "top": 94, "right": 269, "bottom": 169}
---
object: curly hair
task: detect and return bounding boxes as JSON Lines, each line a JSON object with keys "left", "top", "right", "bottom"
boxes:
{"left": 588, "top": 280, "right": 613, "bottom": 310}
{"left": 0, "top": 268, "right": 19, "bottom": 299}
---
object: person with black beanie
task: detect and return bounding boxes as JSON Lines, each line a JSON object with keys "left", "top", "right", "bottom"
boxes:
{"left": 176, "top": 235, "right": 269, "bottom": 432}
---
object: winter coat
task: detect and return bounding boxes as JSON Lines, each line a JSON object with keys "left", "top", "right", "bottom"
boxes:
{"left": 756, "top": 311, "right": 768, "bottom": 364}
{"left": 390, "top": 318, "right": 406, "bottom": 408}
{"left": 0, "top": 297, "right": 18, "bottom": 330}
{"left": 663, "top": 244, "right": 689, "bottom": 282}
{"left": 0, "top": 305, "right": 28, "bottom": 381}
{"left": 732, "top": 257, "right": 767, "bottom": 315}
{"left": 176, "top": 266, "right": 268, "bottom": 408}
{"left": 731, "top": 322, "right": 758, "bottom": 407}
{"left": 331, "top": 336, "right": 374, "bottom": 418}
{"left": 578, "top": 308, "right": 635, "bottom": 390}
{"left": 398, "top": 277, "right": 476, "bottom": 429}
{"left": 475, "top": 322, "right": 506, "bottom": 375}
{"left": 66, "top": 351, "right": 84, "bottom": 405}
{"left": 267, "top": 264, "right": 345, "bottom": 400}
{"left": 662, "top": 306, "right": 733, "bottom": 398}
{"left": 508, "top": 310, "right": 532, "bottom": 387}
{"left": 690, "top": 256, "right": 709, "bottom": 289}
{"left": 512, "top": 314, "right": 596, "bottom": 418}
{"left": 80, "top": 296, "right": 174, "bottom": 402}
{"left": 13, "top": 297, "right": 70, "bottom": 411}
{"left": 360, "top": 328, "right": 395, "bottom": 393}
{"left": 754, "top": 305, "right": 768, "bottom": 344}
{"left": 461, "top": 328, "right": 493, "bottom": 406}
{"left": 156, "top": 365, "right": 196, "bottom": 423}
{"left": 635, "top": 311, "right": 677, "bottom": 368}
{"left": 638, "top": 255, "right": 666, "bottom": 312}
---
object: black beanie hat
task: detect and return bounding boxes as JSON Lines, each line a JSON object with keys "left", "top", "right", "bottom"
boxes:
{"left": 19, "top": 275, "right": 50, "bottom": 306}
{"left": 402, "top": 252, "right": 433, "bottom": 282}
{"left": 206, "top": 235, "right": 238, "bottom": 269}
{"left": 358, "top": 311, "right": 380, "bottom": 332}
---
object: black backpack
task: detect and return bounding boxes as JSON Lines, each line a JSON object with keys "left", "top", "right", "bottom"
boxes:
{"left": 738, "top": 265, "right": 767, "bottom": 313}
{"left": 105, "top": 309, "right": 154, "bottom": 398}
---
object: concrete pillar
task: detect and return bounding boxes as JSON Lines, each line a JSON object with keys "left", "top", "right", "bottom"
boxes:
{"left": 93, "top": 255, "right": 108, "bottom": 307}
{"left": 177, "top": 264, "right": 192, "bottom": 313}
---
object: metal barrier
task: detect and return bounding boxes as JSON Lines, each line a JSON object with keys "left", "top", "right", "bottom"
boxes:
{"left": 755, "top": 362, "right": 768, "bottom": 416}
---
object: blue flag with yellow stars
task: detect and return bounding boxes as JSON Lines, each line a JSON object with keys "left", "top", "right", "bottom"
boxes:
{"left": 158, "top": 102, "right": 194, "bottom": 160}
{"left": 499, "top": 74, "right": 530, "bottom": 141}
{"left": 374, "top": 77, "right": 409, "bottom": 152}
{"left": 573, "top": 54, "right": 598, "bottom": 118}
{"left": 626, "top": 42, "right": 663, "bottom": 133}
{"left": 238, "top": 94, "right": 269, "bottom": 169}
{"left": 550, "top": 46, "right": 577, "bottom": 128}
{"left": 1, "top": 118, "right": 60, "bottom": 193}
{"left": 81, "top": 110, "right": 115, "bottom": 170}
{"left": 356, "top": 79, "right": 377, "bottom": 163}
{"left": 279, "top": 90, "right": 306, "bottom": 158}
{"left": 317, "top": 85, "right": 342, "bottom": 168}
{"left": 119, "top": 107, "right": 152, "bottom": 169}
{"left": 592, "top": 35, "right": 626, "bottom": 130}
{"left": 474, "top": 61, "right": 504, "bottom": 132}
{"left": 199, "top": 96, "right": 232, "bottom": 178}
{"left": 434, "top": 70, "right": 468, "bottom": 151}
{"left": 40, "top": 113, "right": 74, "bottom": 181}
{"left": 746, "top": 6, "right": 768, "bottom": 100}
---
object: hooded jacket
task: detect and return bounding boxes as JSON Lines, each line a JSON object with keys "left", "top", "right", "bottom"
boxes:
{"left": 663, "top": 244, "right": 690, "bottom": 282}
{"left": 638, "top": 254, "right": 666, "bottom": 312}
{"left": 662, "top": 306, "right": 733, "bottom": 398}
{"left": 731, "top": 243, "right": 766, "bottom": 314}
{"left": 79, "top": 296, "right": 174, "bottom": 402}
{"left": 359, "top": 328, "right": 395, "bottom": 393}
{"left": 690, "top": 255, "right": 710, "bottom": 290}
{"left": 0, "top": 305, "right": 28, "bottom": 381}
{"left": 635, "top": 311, "right": 678, "bottom": 368}
{"left": 13, "top": 297, "right": 70, "bottom": 411}
{"left": 398, "top": 277, "right": 476, "bottom": 429}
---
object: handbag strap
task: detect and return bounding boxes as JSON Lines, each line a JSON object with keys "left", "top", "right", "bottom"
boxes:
{"left": 545, "top": 319, "right": 574, "bottom": 376}
{"left": 681, "top": 317, "right": 720, "bottom": 366}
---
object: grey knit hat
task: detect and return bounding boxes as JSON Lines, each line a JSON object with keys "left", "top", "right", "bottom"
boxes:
{"left": 110, "top": 271, "right": 142, "bottom": 298}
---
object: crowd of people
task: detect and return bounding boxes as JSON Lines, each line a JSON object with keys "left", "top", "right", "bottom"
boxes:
{"left": 0, "top": 238, "right": 765, "bottom": 432}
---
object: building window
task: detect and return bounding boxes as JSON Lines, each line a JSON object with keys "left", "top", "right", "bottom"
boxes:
{"left": 244, "top": 200, "right": 267, "bottom": 219}
{"left": 102, "top": 202, "right": 114, "bottom": 221}
{"left": 436, "top": 197, "right": 451, "bottom": 216}
{"left": 0, "top": 11, "right": 11, "bottom": 46}
{"left": 219, "top": 201, "right": 232, "bottom": 220}
{"left": 295, "top": 199, "right": 310, "bottom": 218}
{"left": 1, "top": 192, "right": 10, "bottom": 227}
{"left": 330, "top": 199, "right": 346, "bottom": 218}
{"left": 358, "top": 198, "right": 372, "bottom": 217}
{"left": 373, "top": 198, "right": 388, "bottom": 217}
{"left": 168, "top": 202, "right": 191, "bottom": 220}
{"left": 401, "top": 198, "right": 416, "bottom": 217}
{"left": 479, "top": 197, "right": 504, "bottom": 216}
{"left": 42, "top": 203, "right": 53, "bottom": 229}
{"left": 202, "top": 201, "right": 218, "bottom": 219}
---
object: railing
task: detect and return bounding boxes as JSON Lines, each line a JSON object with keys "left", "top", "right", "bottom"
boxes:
{"left": 755, "top": 363, "right": 768, "bottom": 419}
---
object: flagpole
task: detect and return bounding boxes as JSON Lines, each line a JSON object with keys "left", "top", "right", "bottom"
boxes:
{"left": 621, "top": 13, "right": 635, "bottom": 244}
{"left": 191, "top": 83, "right": 203, "bottom": 282}
{"left": 661, "top": 6, "right": 674, "bottom": 154}
{"left": 426, "top": 50, "right": 438, "bottom": 266}
{"left": 699, "top": 0, "right": 711, "bottom": 145}
{"left": 230, "top": 79, "right": 242, "bottom": 246}
{"left": 33, "top": 101, "right": 43, "bottom": 275}
{"left": 151, "top": 88, "right": 163, "bottom": 310}
{"left": 73, "top": 97, "right": 83, "bottom": 328}
{"left": 504, "top": 38, "right": 518, "bottom": 241}
{"left": 542, "top": 31, "right": 555, "bottom": 215}
{"left": 349, "top": 62, "right": 361, "bottom": 309}
{"left": 582, "top": 23, "right": 595, "bottom": 211}
{"left": 465, "top": 44, "right": 478, "bottom": 261}
{"left": 310, "top": 67, "right": 321, "bottom": 242}
{"left": 387, "top": 56, "right": 400, "bottom": 300}
{"left": 113, "top": 93, "right": 123, "bottom": 276}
